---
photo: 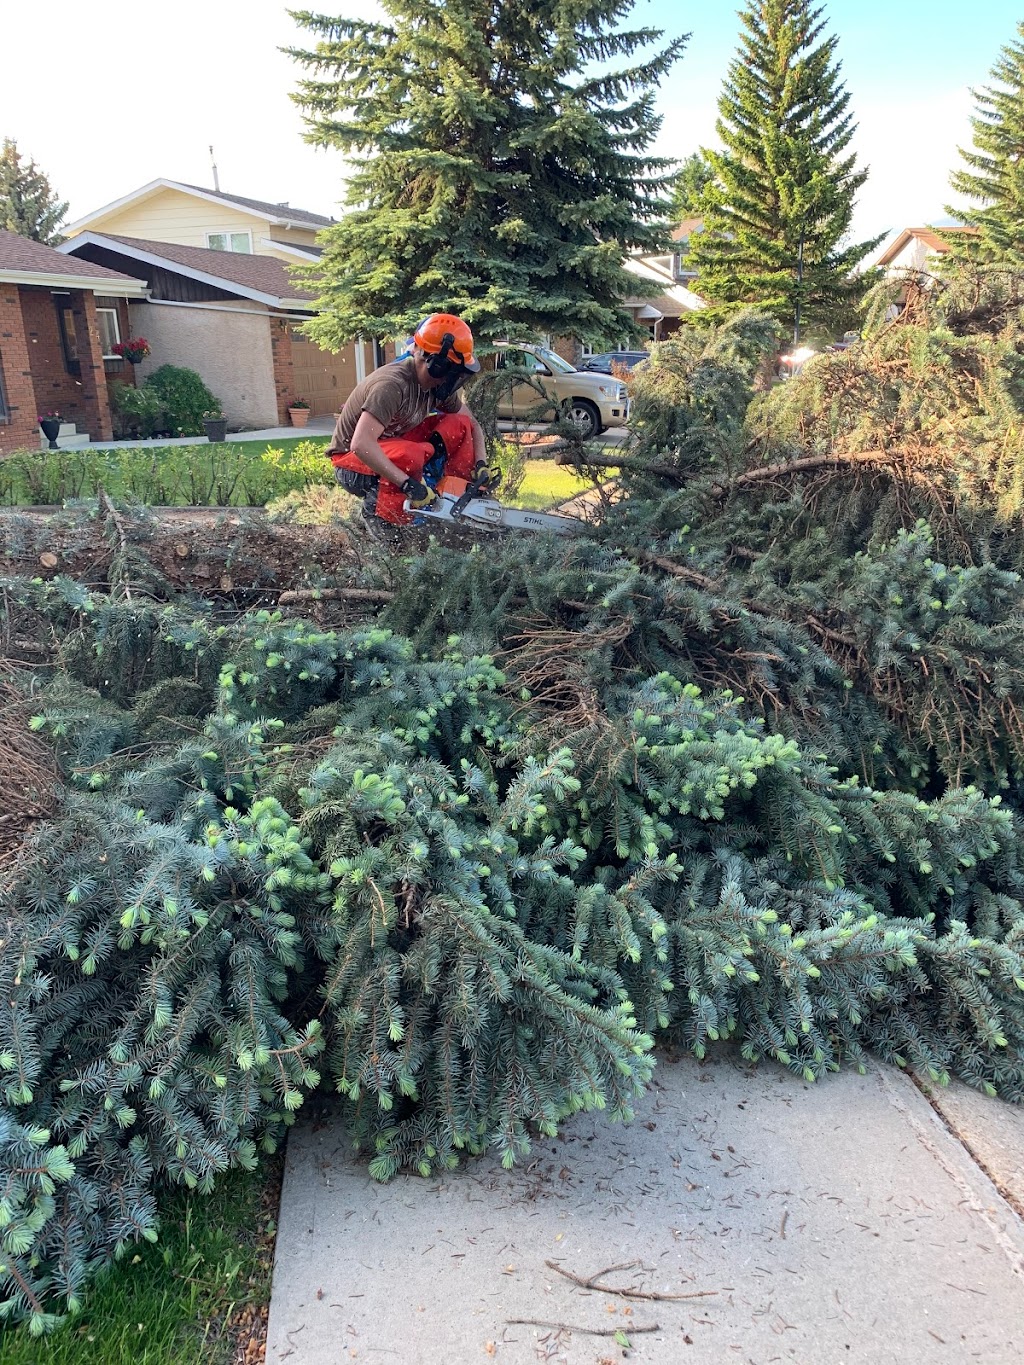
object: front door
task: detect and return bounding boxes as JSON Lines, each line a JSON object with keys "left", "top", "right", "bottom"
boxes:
{"left": 289, "top": 328, "right": 359, "bottom": 417}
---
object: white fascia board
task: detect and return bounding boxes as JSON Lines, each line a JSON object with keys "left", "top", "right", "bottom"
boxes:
{"left": 666, "top": 284, "right": 706, "bottom": 310}
{"left": 266, "top": 217, "right": 330, "bottom": 231}
{"left": 874, "top": 228, "right": 915, "bottom": 267}
{"left": 63, "top": 179, "right": 175, "bottom": 235}
{"left": 624, "top": 255, "right": 674, "bottom": 287}
{"left": 59, "top": 233, "right": 284, "bottom": 307}
{"left": 258, "top": 238, "right": 321, "bottom": 261}
{"left": 0, "top": 268, "right": 148, "bottom": 296}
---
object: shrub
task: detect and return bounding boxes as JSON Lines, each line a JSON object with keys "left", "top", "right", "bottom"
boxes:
{"left": 109, "top": 382, "right": 165, "bottom": 440}
{"left": 144, "top": 366, "right": 222, "bottom": 438}
{"left": 265, "top": 485, "right": 357, "bottom": 523}
{"left": 0, "top": 440, "right": 333, "bottom": 508}
{"left": 260, "top": 438, "right": 336, "bottom": 490}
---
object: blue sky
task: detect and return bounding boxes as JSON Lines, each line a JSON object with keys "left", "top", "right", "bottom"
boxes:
{"left": 0, "top": 1, "right": 1021, "bottom": 258}
{"left": 641, "top": 0, "right": 1024, "bottom": 249}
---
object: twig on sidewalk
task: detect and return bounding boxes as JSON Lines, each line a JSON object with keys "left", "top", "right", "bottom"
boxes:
{"left": 545, "top": 1259, "right": 718, "bottom": 1302}
{"left": 507, "top": 1318, "right": 660, "bottom": 1336}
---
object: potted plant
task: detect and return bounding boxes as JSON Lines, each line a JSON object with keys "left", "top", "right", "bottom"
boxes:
{"left": 38, "top": 410, "right": 63, "bottom": 450}
{"left": 202, "top": 409, "right": 228, "bottom": 443}
{"left": 287, "top": 396, "right": 311, "bottom": 428}
{"left": 112, "top": 337, "right": 152, "bottom": 365}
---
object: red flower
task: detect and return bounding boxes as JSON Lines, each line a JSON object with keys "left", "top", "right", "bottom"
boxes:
{"left": 113, "top": 337, "right": 152, "bottom": 361}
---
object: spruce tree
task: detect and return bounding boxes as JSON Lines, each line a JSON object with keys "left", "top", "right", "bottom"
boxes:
{"left": 0, "top": 139, "right": 67, "bottom": 245}
{"left": 947, "top": 21, "right": 1024, "bottom": 262}
{"left": 669, "top": 151, "right": 713, "bottom": 222}
{"left": 287, "top": 0, "right": 686, "bottom": 347}
{"left": 687, "top": 0, "right": 880, "bottom": 338}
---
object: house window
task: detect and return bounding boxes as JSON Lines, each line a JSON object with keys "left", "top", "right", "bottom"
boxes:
{"left": 0, "top": 350, "right": 9, "bottom": 422}
{"left": 206, "top": 231, "right": 252, "bottom": 253}
{"left": 96, "top": 306, "right": 122, "bottom": 359}
{"left": 57, "top": 304, "right": 81, "bottom": 375}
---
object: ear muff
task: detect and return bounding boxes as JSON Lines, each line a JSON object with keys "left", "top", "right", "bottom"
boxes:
{"left": 426, "top": 333, "right": 457, "bottom": 379}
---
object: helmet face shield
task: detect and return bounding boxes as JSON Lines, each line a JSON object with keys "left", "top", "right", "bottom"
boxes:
{"left": 421, "top": 327, "right": 478, "bottom": 400}
{"left": 430, "top": 358, "right": 473, "bottom": 402}
{"left": 413, "top": 314, "right": 481, "bottom": 399}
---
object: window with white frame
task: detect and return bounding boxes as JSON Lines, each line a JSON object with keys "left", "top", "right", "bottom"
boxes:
{"left": 206, "top": 230, "right": 253, "bottom": 253}
{"left": 96, "top": 306, "right": 121, "bottom": 359}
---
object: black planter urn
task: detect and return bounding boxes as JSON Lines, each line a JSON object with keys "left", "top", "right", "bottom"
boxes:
{"left": 203, "top": 418, "right": 228, "bottom": 443}
{"left": 39, "top": 418, "right": 61, "bottom": 450}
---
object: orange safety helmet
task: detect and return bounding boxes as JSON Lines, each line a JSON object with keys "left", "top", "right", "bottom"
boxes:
{"left": 412, "top": 313, "right": 481, "bottom": 374}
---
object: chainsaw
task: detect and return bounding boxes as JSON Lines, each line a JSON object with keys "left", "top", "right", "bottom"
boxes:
{"left": 404, "top": 473, "right": 585, "bottom": 536}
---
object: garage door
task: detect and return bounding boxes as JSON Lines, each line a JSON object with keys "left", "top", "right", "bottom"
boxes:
{"left": 289, "top": 328, "right": 360, "bottom": 416}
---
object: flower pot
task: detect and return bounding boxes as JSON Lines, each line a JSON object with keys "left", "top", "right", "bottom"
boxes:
{"left": 39, "top": 418, "right": 61, "bottom": 450}
{"left": 203, "top": 418, "right": 228, "bottom": 443}
{"left": 288, "top": 407, "right": 310, "bottom": 428}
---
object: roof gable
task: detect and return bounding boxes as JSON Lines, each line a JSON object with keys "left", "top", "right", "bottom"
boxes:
{"left": 66, "top": 179, "right": 335, "bottom": 236}
{"left": 875, "top": 224, "right": 978, "bottom": 268}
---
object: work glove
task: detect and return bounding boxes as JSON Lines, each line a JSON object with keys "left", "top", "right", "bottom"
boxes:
{"left": 471, "top": 460, "right": 500, "bottom": 493}
{"left": 400, "top": 476, "right": 439, "bottom": 510}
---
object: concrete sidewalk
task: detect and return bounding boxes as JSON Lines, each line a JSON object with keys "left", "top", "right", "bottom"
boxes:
{"left": 76, "top": 419, "right": 630, "bottom": 452}
{"left": 265, "top": 1050, "right": 1024, "bottom": 1365}
{"left": 80, "top": 415, "right": 337, "bottom": 450}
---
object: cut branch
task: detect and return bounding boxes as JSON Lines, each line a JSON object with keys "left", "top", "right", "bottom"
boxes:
{"left": 277, "top": 587, "right": 395, "bottom": 605}
{"left": 545, "top": 1259, "right": 718, "bottom": 1302}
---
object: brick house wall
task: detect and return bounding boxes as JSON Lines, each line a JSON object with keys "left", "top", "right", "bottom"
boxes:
{"left": 14, "top": 286, "right": 113, "bottom": 445}
{"left": 271, "top": 317, "right": 295, "bottom": 426}
{"left": 0, "top": 285, "right": 37, "bottom": 454}
{"left": 552, "top": 335, "right": 583, "bottom": 367}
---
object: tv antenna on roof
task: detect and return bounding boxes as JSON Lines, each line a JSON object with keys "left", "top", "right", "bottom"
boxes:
{"left": 209, "top": 145, "right": 220, "bottom": 192}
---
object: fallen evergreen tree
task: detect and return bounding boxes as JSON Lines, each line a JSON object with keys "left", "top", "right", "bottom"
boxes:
{"left": 3, "top": 264, "right": 1024, "bottom": 1329}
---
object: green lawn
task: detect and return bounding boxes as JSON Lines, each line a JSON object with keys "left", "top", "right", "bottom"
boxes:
{"left": 0, "top": 1168, "right": 277, "bottom": 1365}
{"left": 512, "top": 458, "right": 618, "bottom": 510}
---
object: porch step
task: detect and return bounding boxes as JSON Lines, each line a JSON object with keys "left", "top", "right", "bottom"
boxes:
{"left": 39, "top": 423, "right": 91, "bottom": 451}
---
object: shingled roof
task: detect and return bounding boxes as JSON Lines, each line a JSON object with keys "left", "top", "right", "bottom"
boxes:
{"left": 0, "top": 229, "right": 145, "bottom": 291}
{"left": 175, "top": 184, "right": 335, "bottom": 228}
{"left": 64, "top": 233, "right": 318, "bottom": 305}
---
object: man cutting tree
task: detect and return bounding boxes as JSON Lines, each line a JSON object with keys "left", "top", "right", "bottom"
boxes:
{"left": 328, "top": 313, "right": 495, "bottom": 526}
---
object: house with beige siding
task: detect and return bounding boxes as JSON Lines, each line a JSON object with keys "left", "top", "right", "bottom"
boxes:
{"left": 61, "top": 181, "right": 377, "bottom": 426}
{"left": 63, "top": 179, "right": 333, "bottom": 264}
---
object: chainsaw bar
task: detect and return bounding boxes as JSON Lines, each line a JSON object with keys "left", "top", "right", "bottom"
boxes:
{"left": 405, "top": 493, "right": 585, "bottom": 536}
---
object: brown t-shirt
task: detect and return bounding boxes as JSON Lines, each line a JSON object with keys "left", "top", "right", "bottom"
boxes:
{"left": 328, "top": 360, "right": 462, "bottom": 453}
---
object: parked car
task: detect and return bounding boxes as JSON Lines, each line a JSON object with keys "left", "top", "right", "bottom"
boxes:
{"left": 828, "top": 331, "right": 861, "bottom": 352}
{"left": 579, "top": 350, "right": 650, "bottom": 375}
{"left": 493, "top": 343, "right": 629, "bottom": 438}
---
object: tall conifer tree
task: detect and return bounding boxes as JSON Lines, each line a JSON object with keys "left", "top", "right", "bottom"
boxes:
{"left": 0, "top": 139, "right": 67, "bottom": 245}
{"left": 287, "top": 1, "right": 686, "bottom": 347}
{"left": 946, "top": 21, "right": 1024, "bottom": 262}
{"left": 687, "top": 0, "right": 879, "bottom": 337}
{"left": 670, "top": 152, "right": 713, "bottom": 222}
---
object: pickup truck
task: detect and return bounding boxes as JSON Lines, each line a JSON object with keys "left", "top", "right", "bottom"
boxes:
{"left": 493, "top": 343, "right": 629, "bottom": 438}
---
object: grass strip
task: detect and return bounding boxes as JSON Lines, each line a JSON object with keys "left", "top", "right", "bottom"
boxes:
{"left": 0, "top": 1164, "right": 280, "bottom": 1365}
